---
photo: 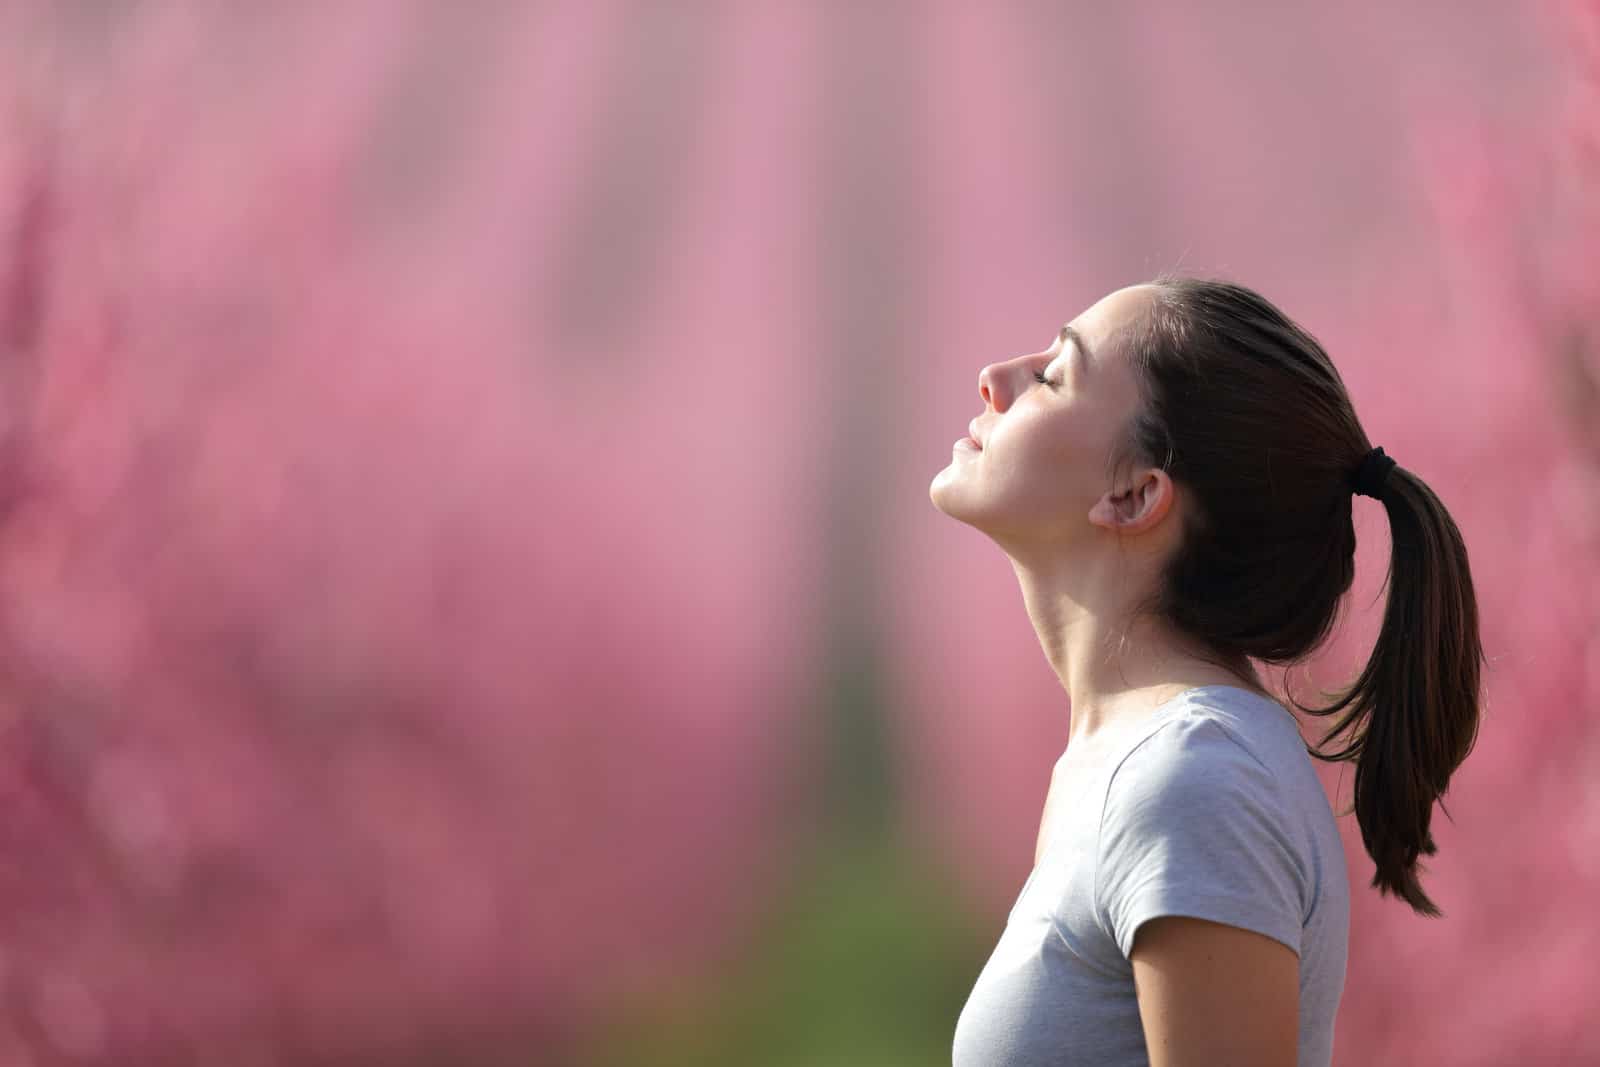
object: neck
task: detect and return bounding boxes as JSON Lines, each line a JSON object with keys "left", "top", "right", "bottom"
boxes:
{"left": 1010, "top": 557, "right": 1265, "bottom": 747}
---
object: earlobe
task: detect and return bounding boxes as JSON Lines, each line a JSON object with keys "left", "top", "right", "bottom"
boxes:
{"left": 1087, "top": 492, "right": 1120, "bottom": 530}
{"left": 1088, "top": 487, "right": 1139, "bottom": 531}
{"left": 1089, "top": 471, "right": 1173, "bottom": 533}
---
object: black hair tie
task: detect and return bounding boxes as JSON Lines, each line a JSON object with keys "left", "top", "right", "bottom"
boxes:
{"left": 1351, "top": 446, "right": 1397, "bottom": 499}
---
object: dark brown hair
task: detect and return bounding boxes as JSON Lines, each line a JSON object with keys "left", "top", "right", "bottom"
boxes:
{"left": 1106, "top": 273, "right": 1485, "bottom": 918}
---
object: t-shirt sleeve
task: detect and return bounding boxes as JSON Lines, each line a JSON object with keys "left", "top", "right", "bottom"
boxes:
{"left": 1095, "top": 715, "right": 1308, "bottom": 961}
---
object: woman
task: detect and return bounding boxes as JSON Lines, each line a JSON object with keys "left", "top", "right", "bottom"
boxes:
{"left": 931, "top": 276, "right": 1484, "bottom": 1066}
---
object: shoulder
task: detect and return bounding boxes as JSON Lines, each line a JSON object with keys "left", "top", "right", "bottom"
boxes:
{"left": 1106, "top": 711, "right": 1280, "bottom": 812}
{"left": 1096, "top": 711, "right": 1310, "bottom": 959}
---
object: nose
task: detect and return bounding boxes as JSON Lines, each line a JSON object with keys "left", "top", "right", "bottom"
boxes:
{"left": 978, "top": 358, "right": 1018, "bottom": 411}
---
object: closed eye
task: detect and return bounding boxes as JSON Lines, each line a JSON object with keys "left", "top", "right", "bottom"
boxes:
{"left": 1033, "top": 370, "right": 1057, "bottom": 388}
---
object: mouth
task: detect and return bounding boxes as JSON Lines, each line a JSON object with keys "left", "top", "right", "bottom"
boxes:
{"left": 966, "top": 419, "right": 984, "bottom": 449}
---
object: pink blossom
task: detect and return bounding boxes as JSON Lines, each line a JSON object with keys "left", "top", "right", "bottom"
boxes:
{"left": 0, "top": 3, "right": 827, "bottom": 1062}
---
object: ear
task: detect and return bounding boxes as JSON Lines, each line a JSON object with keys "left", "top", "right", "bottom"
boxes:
{"left": 1087, "top": 467, "right": 1176, "bottom": 535}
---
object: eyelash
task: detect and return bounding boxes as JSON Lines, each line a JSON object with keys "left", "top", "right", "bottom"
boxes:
{"left": 1033, "top": 370, "right": 1056, "bottom": 388}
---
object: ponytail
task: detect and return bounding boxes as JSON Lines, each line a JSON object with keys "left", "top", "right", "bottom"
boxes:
{"left": 1124, "top": 275, "right": 1488, "bottom": 917}
{"left": 1291, "top": 463, "right": 1485, "bottom": 917}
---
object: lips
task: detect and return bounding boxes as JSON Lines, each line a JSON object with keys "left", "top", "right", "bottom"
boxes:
{"left": 967, "top": 419, "right": 984, "bottom": 449}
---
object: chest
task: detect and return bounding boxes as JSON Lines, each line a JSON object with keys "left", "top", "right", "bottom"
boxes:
{"left": 1033, "top": 751, "right": 1111, "bottom": 867}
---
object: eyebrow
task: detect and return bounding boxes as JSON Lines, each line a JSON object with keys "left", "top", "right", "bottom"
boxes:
{"left": 1058, "top": 324, "right": 1092, "bottom": 372}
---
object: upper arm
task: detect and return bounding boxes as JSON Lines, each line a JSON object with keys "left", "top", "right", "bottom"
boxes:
{"left": 1096, "top": 718, "right": 1310, "bottom": 1063}
{"left": 1096, "top": 719, "right": 1307, "bottom": 961}
{"left": 1131, "top": 915, "right": 1299, "bottom": 1067}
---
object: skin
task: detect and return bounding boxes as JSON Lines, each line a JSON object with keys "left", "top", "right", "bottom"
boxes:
{"left": 929, "top": 283, "right": 1298, "bottom": 1065}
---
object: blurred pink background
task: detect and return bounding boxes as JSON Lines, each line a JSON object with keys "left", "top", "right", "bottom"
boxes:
{"left": 0, "top": 2, "right": 1594, "bottom": 1064}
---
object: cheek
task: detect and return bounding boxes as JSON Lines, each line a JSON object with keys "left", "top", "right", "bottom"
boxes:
{"left": 1014, "top": 419, "right": 1110, "bottom": 503}
{"left": 999, "top": 413, "right": 1094, "bottom": 472}
{"left": 987, "top": 423, "right": 1090, "bottom": 498}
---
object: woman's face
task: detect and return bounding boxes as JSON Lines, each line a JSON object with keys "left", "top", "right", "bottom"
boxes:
{"left": 930, "top": 284, "right": 1157, "bottom": 547}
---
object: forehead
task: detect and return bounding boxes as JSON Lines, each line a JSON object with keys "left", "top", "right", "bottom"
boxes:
{"left": 1073, "top": 284, "right": 1155, "bottom": 340}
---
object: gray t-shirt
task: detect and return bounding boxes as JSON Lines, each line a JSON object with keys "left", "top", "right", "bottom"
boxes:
{"left": 952, "top": 685, "right": 1349, "bottom": 1066}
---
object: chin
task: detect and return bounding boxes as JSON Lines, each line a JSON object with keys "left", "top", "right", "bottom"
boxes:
{"left": 929, "top": 470, "right": 968, "bottom": 517}
{"left": 929, "top": 493, "right": 990, "bottom": 536}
